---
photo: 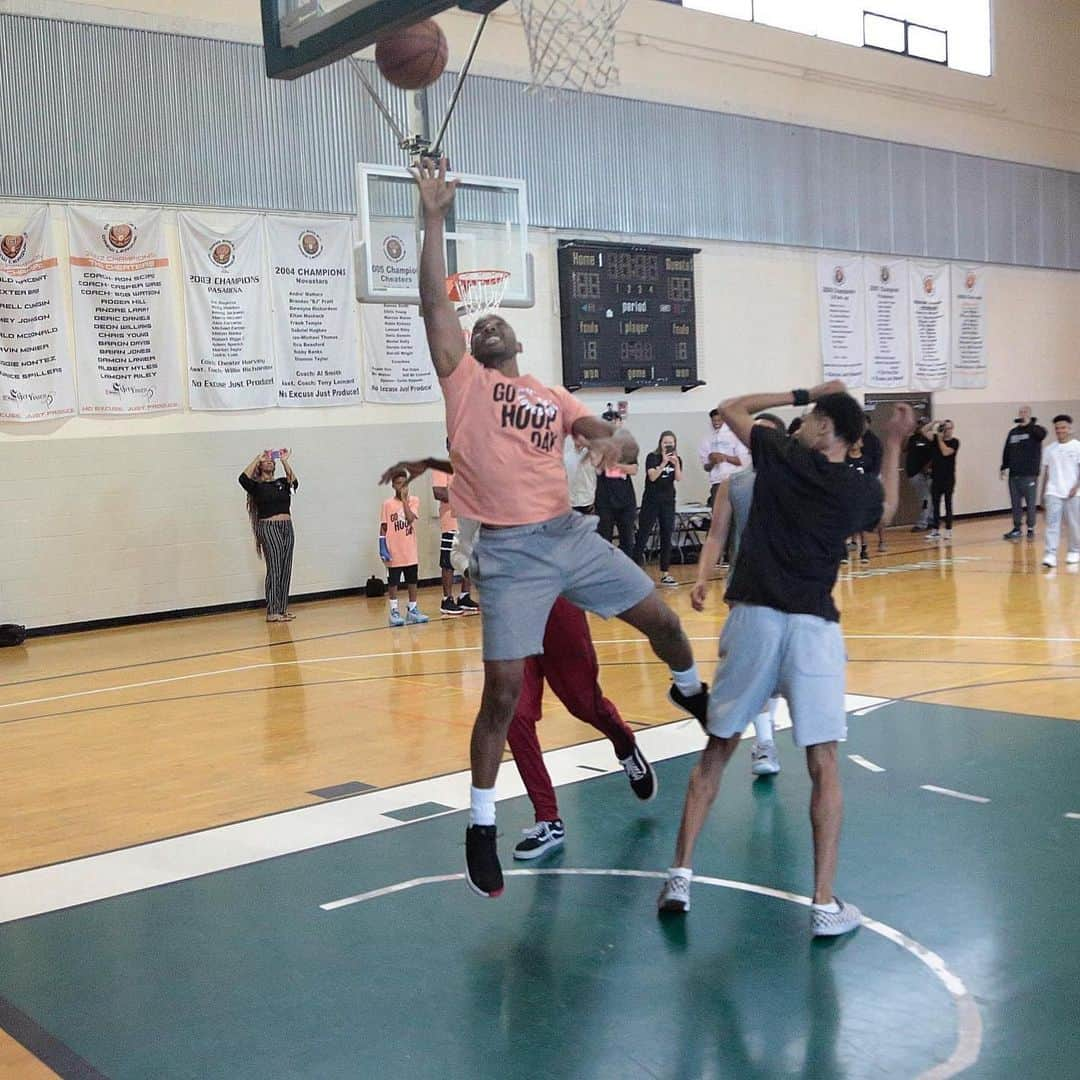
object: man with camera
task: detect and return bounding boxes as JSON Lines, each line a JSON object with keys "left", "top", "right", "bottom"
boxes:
{"left": 1001, "top": 405, "right": 1047, "bottom": 541}
{"left": 905, "top": 417, "right": 935, "bottom": 531}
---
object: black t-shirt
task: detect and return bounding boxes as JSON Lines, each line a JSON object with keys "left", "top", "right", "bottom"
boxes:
{"left": 905, "top": 434, "right": 933, "bottom": 478}
{"left": 239, "top": 473, "right": 298, "bottom": 518}
{"left": 930, "top": 438, "right": 960, "bottom": 488}
{"left": 642, "top": 451, "right": 682, "bottom": 502}
{"left": 860, "top": 429, "right": 883, "bottom": 476}
{"left": 595, "top": 468, "right": 636, "bottom": 509}
{"left": 725, "top": 427, "right": 884, "bottom": 622}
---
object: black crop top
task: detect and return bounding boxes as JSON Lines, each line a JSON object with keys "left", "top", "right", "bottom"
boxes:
{"left": 239, "top": 473, "right": 298, "bottom": 518}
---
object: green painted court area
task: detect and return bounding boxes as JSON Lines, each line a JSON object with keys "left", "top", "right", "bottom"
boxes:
{"left": 1, "top": 702, "right": 1078, "bottom": 1079}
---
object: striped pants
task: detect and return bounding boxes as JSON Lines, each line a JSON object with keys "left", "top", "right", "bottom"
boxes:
{"left": 258, "top": 519, "right": 295, "bottom": 616}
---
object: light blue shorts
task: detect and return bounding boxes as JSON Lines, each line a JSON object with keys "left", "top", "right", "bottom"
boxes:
{"left": 470, "top": 511, "right": 655, "bottom": 662}
{"left": 707, "top": 604, "right": 847, "bottom": 747}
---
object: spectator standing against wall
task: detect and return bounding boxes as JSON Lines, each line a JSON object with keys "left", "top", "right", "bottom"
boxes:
{"left": 1001, "top": 405, "right": 1047, "bottom": 541}
{"left": 1039, "top": 414, "right": 1080, "bottom": 568}
{"left": 905, "top": 418, "right": 934, "bottom": 532}
{"left": 594, "top": 409, "right": 639, "bottom": 553}
{"left": 632, "top": 430, "right": 683, "bottom": 586}
{"left": 698, "top": 407, "right": 748, "bottom": 562}
{"left": 927, "top": 420, "right": 960, "bottom": 542}
{"left": 239, "top": 449, "right": 298, "bottom": 623}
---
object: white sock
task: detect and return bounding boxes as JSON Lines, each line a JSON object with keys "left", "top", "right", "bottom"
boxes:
{"left": 753, "top": 696, "right": 779, "bottom": 744}
{"left": 669, "top": 866, "right": 693, "bottom": 881}
{"left": 408, "top": 600, "right": 418, "bottom": 611}
{"left": 671, "top": 665, "right": 700, "bottom": 695}
{"left": 812, "top": 899, "right": 840, "bottom": 913}
{"left": 470, "top": 785, "right": 496, "bottom": 827}
{"left": 389, "top": 599, "right": 399, "bottom": 613}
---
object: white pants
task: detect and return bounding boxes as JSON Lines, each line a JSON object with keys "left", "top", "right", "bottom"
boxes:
{"left": 1044, "top": 495, "right": 1080, "bottom": 556}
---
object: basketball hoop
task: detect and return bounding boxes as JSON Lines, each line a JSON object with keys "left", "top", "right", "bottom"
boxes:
{"left": 514, "top": 0, "right": 630, "bottom": 93}
{"left": 447, "top": 270, "right": 510, "bottom": 319}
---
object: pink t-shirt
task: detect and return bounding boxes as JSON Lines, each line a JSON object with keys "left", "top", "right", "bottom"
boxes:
{"left": 439, "top": 356, "right": 591, "bottom": 526}
{"left": 380, "top": 495, "right": 420, "bottom": 567}
{"left": 430, "top": 470, "right": 457, "bottom": 532}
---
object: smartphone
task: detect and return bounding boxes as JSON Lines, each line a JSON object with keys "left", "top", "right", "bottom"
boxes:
{"left": 269, "top": 449, "right": 282, "bottom": 461}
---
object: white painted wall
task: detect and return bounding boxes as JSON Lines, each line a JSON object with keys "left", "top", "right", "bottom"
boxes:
{"left": 1, "top": 2, "right": 1079, "bottom": 627}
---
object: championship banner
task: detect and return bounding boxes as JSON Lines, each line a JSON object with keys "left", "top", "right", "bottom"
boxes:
{"left": 864, "top": 258, "right": 910, "bottom": 389}
{"left": 179, "top": 213, "right": 275, "bottom": 411}
{"left": 909, "top": 263, "right": 950, "bottom": 390}
{"left": 0, "top": 206, "right": 76, "bottom": 422}
{"left": 66, "top": 206, "right": 181, "bottom": 414}
{"left": 361, "top": 303, "right": 440, "bottom": 403}
{"left": 817, "top": 255, "right": 865, "bottom": 387}
{"left": 950, "top": 264, "right": 988, "bottom": 389}
{"left": 266, "top": 216, "right": 361, "bottom": 407}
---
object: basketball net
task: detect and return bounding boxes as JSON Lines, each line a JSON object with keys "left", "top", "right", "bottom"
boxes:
{"left": 514, "top": 0, "right": 629, "bottom": 92}
{"left": 447, "top": 270, "right": 509, "bottom": 321}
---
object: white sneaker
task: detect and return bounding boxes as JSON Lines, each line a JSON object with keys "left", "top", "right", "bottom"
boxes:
{"left": 657, "top": 874, "right": 691, "bottom": 914}
{"left": 659, "top": 573, "right": 678, "bottom": 586}
{"left": 1067, "top": 551, "right": 1080, "bottom": 565}
{"left": 925, "top": 530, "right": 941, "bottom": 540}
{"left": 1043, "top": 552, "right": 1058, "bottom": 568}
{"left": 943, "top": 529, "right": 953, "bottom": 541}
{"left": 750, "top": 741, "right": 781, "bottom": 776}
{"left": 810, "top": 897, "right": 862, "bottom": 937}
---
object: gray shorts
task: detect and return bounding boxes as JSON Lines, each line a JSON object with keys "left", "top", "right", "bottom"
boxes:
{"left": 707, "top": 604, "right": 847, "bottom": 747}
{"left": 469, "top": 511, "right": 655, "bottom": 661}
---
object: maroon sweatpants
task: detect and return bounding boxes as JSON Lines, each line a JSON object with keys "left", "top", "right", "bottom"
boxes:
{"left": 507, "top": 597, "right": 637, "bottom": 823}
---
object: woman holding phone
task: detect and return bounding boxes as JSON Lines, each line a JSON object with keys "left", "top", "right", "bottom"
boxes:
{"left": 239, "top": 448, "right": 298, "bottom": 621}
{"left": 632, "top": 430, "right": 683, "bottom": 584}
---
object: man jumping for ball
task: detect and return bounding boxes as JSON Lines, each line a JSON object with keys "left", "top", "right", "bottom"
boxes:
{"left": 413, "top": 158, "right": 708, "bottom": 898}
{"left": 658, "top": 382, "right": 913, "bottom": 936}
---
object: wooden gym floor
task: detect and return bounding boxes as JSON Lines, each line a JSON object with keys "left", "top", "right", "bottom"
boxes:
{"left": 0, "top": 514, "right": 1077, "bottom": 1078}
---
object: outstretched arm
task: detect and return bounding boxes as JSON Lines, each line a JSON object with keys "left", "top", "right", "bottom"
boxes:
{"left": 378, "top": 457, "right": 453, "bottom": 486}
{"left": 413, "top": 158, "right": 465, "bottom": 378}
{"left": 571, "top": 415, "right": 639, "bottom": 471}
{"left": 718, "top": 380, "right": 846, "bottom": 448}
{"left": 879, "top": 404, "right": 916, "bottom": 526}
{"left": 691, "top": 480, "right": 732, "bottom": 612}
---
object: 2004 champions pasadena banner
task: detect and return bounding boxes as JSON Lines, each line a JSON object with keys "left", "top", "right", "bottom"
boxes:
{"left": 179, "top": 213, "right": 275, "bottom": 411}
{"left": 0, "top": 206, "right": 76, "bottom": 421}
{"left": 66, "top": 206, "right": 181, "bottom": 414}
{"left": 266, "top": 216, "right": 361, "bottom": 407}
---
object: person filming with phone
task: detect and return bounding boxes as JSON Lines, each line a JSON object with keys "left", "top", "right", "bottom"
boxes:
{"left": 240, "top": 448, "right": 298, "bottom": 622}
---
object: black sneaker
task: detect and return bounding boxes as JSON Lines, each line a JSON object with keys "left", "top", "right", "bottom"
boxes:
{"left": 440, "top": 596, "right": 463, "bottom": 616}
{"left": 457, "top": 593, "right": 480, "bottom": 615}
{"left": 1003, "top": 528, "right": 1022, "bottom": 541}
{"left": 859, "top": 545, "right": 869, "bottom": 563}
{"left": 513, "top": 819, "right": 565, "bottom": 860}
{"left": 465, "top": 825, "right": 503, "bottom": 897}
{"left": 1026, "top": 528, "right": 1036, "bottom": 541}
{"left": 668, "top": 683, "right": 709, "bottom": 730}
{"left": 619, "top": 743, "right": 657, "bottom": 801}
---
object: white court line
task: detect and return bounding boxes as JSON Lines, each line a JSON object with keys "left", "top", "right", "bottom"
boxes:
{"left": 0, "top": 627, "right": 1076, "bottom": 712}
{"left": 848, "top": 754, "right": 885, "bottom": 773}
{"left": 0, "top": 694, "right": 886, "bottom": 924}
{"left": 320, "top": 867, "right": 981, "bottom": 1080}
{"left": 1065, "top": 812, "right": 1080, "bottom": 820}
{"left": 921, "top": 785, "right": 990, "bottom": 804}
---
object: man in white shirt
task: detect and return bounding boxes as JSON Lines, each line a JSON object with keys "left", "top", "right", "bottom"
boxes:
{"left": 565, "top": 437, "right": 597, "bottom": 513}
{"left": 1040, "top": 414, "right": 1080, "bottom": 568}
{"left": 699, "top": 408, "right": 749, "bottom": 561}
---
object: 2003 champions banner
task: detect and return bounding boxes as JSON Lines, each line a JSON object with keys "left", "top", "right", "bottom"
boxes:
{"left": 267, "top": 216, "right": 361, "bottom": 407}
{"left": 0, "top": 206, "right": 76, "bottom": 421}
{"left": 66, "top": 206, "right": 181, "bottom": 414}
{"left": 179, "top": 213, "right": 275, "bottom": 411}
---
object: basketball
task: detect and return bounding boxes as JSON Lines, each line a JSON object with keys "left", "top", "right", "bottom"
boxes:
{"left": 375, "top": 20, "right": 449, "bottom": 90}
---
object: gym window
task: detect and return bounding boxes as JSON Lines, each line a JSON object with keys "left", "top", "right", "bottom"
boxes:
{"left": 674, "top": 0, "right": 992, "bottom": 76}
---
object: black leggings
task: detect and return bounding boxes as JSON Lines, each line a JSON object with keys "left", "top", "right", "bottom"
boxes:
{"left": 931, "top": 483, "right": 954, "bottom": 530}
{"left": 633, "top": 497, "right": 676, "bottom": 570}
{"left": 258, "top": 519, "right": 294, "bottom": 616}
{"left": 597, "top": 500, "right": 636, "bottom": 554}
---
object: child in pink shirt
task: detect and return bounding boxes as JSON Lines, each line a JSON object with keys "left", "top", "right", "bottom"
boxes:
{"left": 379, "top": 472, "right": 429, "bottom": 626}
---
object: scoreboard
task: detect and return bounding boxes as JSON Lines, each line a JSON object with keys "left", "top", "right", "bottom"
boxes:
{"left": 558, "top": 240, "right": 701, "bottom": 390}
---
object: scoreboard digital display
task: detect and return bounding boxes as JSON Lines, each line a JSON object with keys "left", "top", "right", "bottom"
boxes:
{"left": 558, "top": 240, "right": 700, "bottom": 390}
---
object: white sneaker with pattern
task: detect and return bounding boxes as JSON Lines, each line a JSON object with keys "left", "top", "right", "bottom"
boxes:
{"left": 810, "top": 897, "right": 862, "bottom": 937}
{"left": 657, "top": 874, "right": 691, "bottom": 914}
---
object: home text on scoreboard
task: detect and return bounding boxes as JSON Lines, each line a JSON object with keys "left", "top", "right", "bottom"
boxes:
{"left": 557, "top": 240, "right": 702, "bottom": 391}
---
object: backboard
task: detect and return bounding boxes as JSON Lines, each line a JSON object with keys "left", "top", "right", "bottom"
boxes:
{"left": 261, "top": 0, "right": 506, "bottom": 79}
{"left": 356, "top": 163, "right": 534, "bottom": 308}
